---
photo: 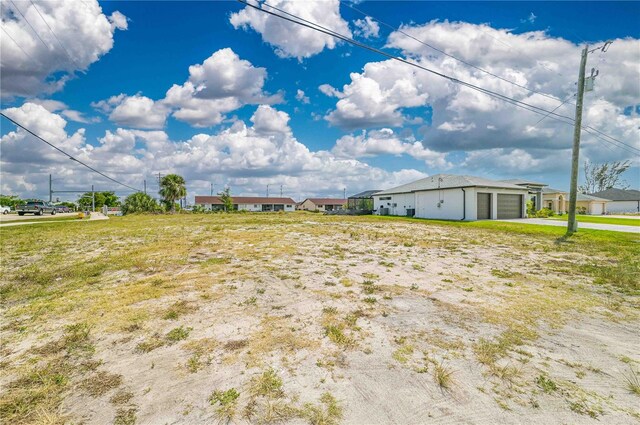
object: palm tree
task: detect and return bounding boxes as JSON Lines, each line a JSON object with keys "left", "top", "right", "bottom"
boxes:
{"left": 159, "top": 174, "right": 187, "bottom": 213}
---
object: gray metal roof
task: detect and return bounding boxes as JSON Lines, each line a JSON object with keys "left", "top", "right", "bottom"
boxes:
{"left": 348, "top": 190, "right": 382, "bottom": 199}
{"left": 589, "top": 188, "right": 640, "bottom": 201}
{"left": 500, "top": 178, "right": 547, "bottom": 187}
{"left": 375, "top": 174, "right": 528, "bottom": 196}
{"left": 577, "top": 193, "right": 609, "bottom": 202}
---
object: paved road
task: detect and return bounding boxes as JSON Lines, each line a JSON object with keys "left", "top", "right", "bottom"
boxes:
{"left": 0, "top": 212, "right": 108, "bottom": 228}
{"left": 0, "top": 212, "right": 78, "bottom": 222}
{"left": 497, "top": 218, "right": 640, "bottom": 234}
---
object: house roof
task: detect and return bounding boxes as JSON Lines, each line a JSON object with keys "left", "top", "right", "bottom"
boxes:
{"left": 375, "top": 174, "right": 528, "bottom": 196}
{"left": 348, "top": 190, "right": 382, "bottom": 199}
{"left": 500, "top": 178, "right": 548, "bottom": 187}
{"left": 304, "top": 198, "right": 347, "bottom": 205}
{"left": 588, "top": 188, "right": 640, "bottom": 201}
{"left": 542, "top": 187, "right": 566, "bottom": 194}
{"left": 195, "top": 196, "right": 296, "bottom": 205}
{"left": 577, "top": 193, "right": 609, "bottom": 202}
{"left": 542, "top": 188, "right": 609, "bottom": 202}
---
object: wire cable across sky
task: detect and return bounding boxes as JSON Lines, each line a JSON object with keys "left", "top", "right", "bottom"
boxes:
{"left": 0, "top": 112, "right": 143, "bottom": 193}
{"left": 238, "top": 0, "right": 639, "bottom": 156}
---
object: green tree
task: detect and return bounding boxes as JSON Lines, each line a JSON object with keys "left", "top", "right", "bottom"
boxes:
{"left": 78, "top": 192, "right": 106, "bottom": 209}
{"left": 102, "top": 191, "right": 121, "bottom": 207}
{"left": 218, "top": 187, "right": 234, "bottom": 212}
{"left": 159, "top": 174, "right": 187, "bottom": 213}
{"left": 122, "top": 192, "right": 159, "bottom": 214}
{"left": 0, "top": 194, "right": 24, "bottom": 209}
{"left": 579, "top": 160, "right": 631, "bottom": 193}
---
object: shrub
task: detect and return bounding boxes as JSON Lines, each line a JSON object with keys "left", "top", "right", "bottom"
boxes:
{"left": 535, "top": 208, "right": 555, "bottom": 218}
{"left": 122, "top": 193, "right": 160, "bottom": 215}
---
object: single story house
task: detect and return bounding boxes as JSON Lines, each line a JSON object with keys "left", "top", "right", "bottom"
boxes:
{"left": 542, "top": 188, "right": 609, "bottom": 215}
{"left": 347, "top": 190, "right": 382, "bottom": 211}
{"left": 500, "top": 179, "right": 547, "bottom": 210}
{"left": 194, "top": 196, "right": 296, "bottom": 212}
{"left": 298, "top": 198, "right": 347, "bottom": 212}
{"left": 588, "top": 188, "right": 640, "bottom": 213}
{"left": 373, "top": 174, "right": 530, "bottom": 221}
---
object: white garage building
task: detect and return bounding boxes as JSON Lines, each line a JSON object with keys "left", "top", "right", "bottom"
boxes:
{"left": 373, "top": 174, "right": 530, "bottom": 221}
{"left": 195, "top": 196, "right": 296, "bottom": 212}
{"left": 588, "top": 188, "right": 640, "bottom": 213}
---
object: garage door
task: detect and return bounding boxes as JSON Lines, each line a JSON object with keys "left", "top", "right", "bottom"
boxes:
{"left": 497, "top": 194, "right": 522, "bottom": 219}
{"left": 477, "top": 193, "right": 491, "bottom": 220}
{"left": 590, "top": 203, "right": 603, "bottom": 215}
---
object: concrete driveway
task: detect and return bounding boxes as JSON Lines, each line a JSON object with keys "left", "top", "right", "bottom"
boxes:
{"left": 497, "top": 218, "right": 640, "bottom": 234}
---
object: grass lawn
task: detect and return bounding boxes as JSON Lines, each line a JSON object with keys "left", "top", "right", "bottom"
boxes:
{"left": 1, "top": 213, "right": 639, "bottom": 424}
{"left": 547, "top": 214, "right": 640, "bottom": 226}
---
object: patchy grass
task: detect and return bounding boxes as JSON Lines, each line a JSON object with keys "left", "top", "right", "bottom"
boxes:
{"left": 80, "top": 371, "right": 123, "bottom": 397}
{"left": 209, "top": 388, "right": 240, "bottom": 422}
{"left": 2, "top": 212, "right": 639, "bottom": 423}
{"left": 623, "top": 367, "right": 640, "bottom": 396}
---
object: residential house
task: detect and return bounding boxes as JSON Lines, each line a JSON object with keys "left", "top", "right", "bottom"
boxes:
{"left": 347, "top": 190, "right": 382, "bottom": 211}
{"left": 542, "top": 188, "right": 609, "bottom": 215}
{"left": 373, "top": 174, "right": 529, "bottom": 221}
{"left": 194, "top": 196, "right": 296, "bottom": 212}
{"left": 588, "top": 188, "right": 640, "bottom": 213}
{"left": 500, "top": 179, "right": 547, "bottom": 210}
{"left": 299, "top": 198, "right": 347, "bottom": 212}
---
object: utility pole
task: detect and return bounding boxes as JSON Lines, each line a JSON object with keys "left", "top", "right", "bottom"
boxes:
{"left": 280, "top": 185, "right": 283, "bottom": 197}
{"left": 144, "top": 179, "right": 147, "bottom": 195}
{"left": 49, "top": 174, "right": 52, "bottom": 202}
{"left": 210, "top": 183, "right": 214, "bottom": 196}
{"left": 91, "top": 184, "right": 95, "bottom": 212}
{"left": 343, "top": 188, "right": 346, "bottom": 199}
{"left": 266, "top": 184, "right": 270, "bottom": 198}
{"left": 567, "top": 45, "right": 588, "bottom": 234}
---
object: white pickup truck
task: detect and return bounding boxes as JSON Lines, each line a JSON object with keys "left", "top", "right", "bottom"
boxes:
{"left": 0, "top": 205, "right": 10, "bottom": 214}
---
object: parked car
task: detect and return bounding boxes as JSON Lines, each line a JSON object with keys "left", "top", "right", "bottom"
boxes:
{"left": 55, "top": 205, "right": 71, "bottom": 213}
{"left": 0, "top": 205, "right": 10, "bottom": 214}
{"left": 16, "top": 201, "right": 56, "bottom": 216}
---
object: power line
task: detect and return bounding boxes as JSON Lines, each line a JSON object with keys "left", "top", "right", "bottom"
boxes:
{"left": 0, "top": 112, "right": 142, "bottom": 193}
{"left": 243, "top": 0, "right": 577, "bottom": 124}
{"left": 0, "top": 25, "right": 37, "bottom": 62}
{"left": 29, "top": 0, "right": 82, "bottom": 70}
{"left": 8, "top": 0, "right": 50, "bottom": 50}
{"left": 342, "top": 1, "right": 571, "bottom": 107}
{"left": 530, "top": 93, "right": 576, "bottom": 128}
{"left": 241, "top": 0, "right": 638, "bottom": 156}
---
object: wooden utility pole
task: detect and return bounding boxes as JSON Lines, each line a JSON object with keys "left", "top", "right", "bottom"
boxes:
{"left": 144, "top": 179, "right": 147, "bottom": 195}
{"left": 567, "top": 45, "right": 588, "bottom": 235}
{"left": 49, "top": 174, "right": 52, "bottom": 202}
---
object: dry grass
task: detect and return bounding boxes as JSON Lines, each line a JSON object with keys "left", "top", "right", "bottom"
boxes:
{"left": 1, "top": 213, "right": 638, "bottom": 423}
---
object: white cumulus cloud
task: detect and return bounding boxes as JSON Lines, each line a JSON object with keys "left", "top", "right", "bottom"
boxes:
{"left": 230, "top": 0, "right": 351, "bottom": 60}
{"left": 0, "top": 0, "right": 127, "bottom": 98}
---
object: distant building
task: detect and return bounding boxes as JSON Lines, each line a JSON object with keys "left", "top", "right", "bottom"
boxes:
{"left": 298, "top": 198, "right": 347, "bottom": 212}
{"left": 588, "top": 188, "right": 640, "bottom": 213}
{"left": 373, "top": 174, "right": 530, "bottom": 221}
{"left": 542, "top": 188, "right": 609, "bottom": 215}
{"left": 347, "top": 190, "right": 382, "bottom": 211}
{"left": 194, "top": 196, "right": 296, "bottom": 212}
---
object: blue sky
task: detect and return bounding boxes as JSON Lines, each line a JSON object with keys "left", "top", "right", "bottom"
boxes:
{"left": 1, "top": 1, "right": 638, "bottom": 201}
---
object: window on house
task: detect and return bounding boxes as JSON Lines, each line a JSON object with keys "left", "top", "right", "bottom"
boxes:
{"left": 379, "top": 196, "right": 391, "bottom": 200}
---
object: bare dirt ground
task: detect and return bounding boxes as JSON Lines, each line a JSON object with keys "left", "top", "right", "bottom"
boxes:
{"left": 1, "top": 213, "right": 638, "bottom": 424}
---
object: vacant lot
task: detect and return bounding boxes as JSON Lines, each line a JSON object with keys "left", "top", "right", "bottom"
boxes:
{"left": 1, "top": 213, "right": 639, "bottom": 424}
